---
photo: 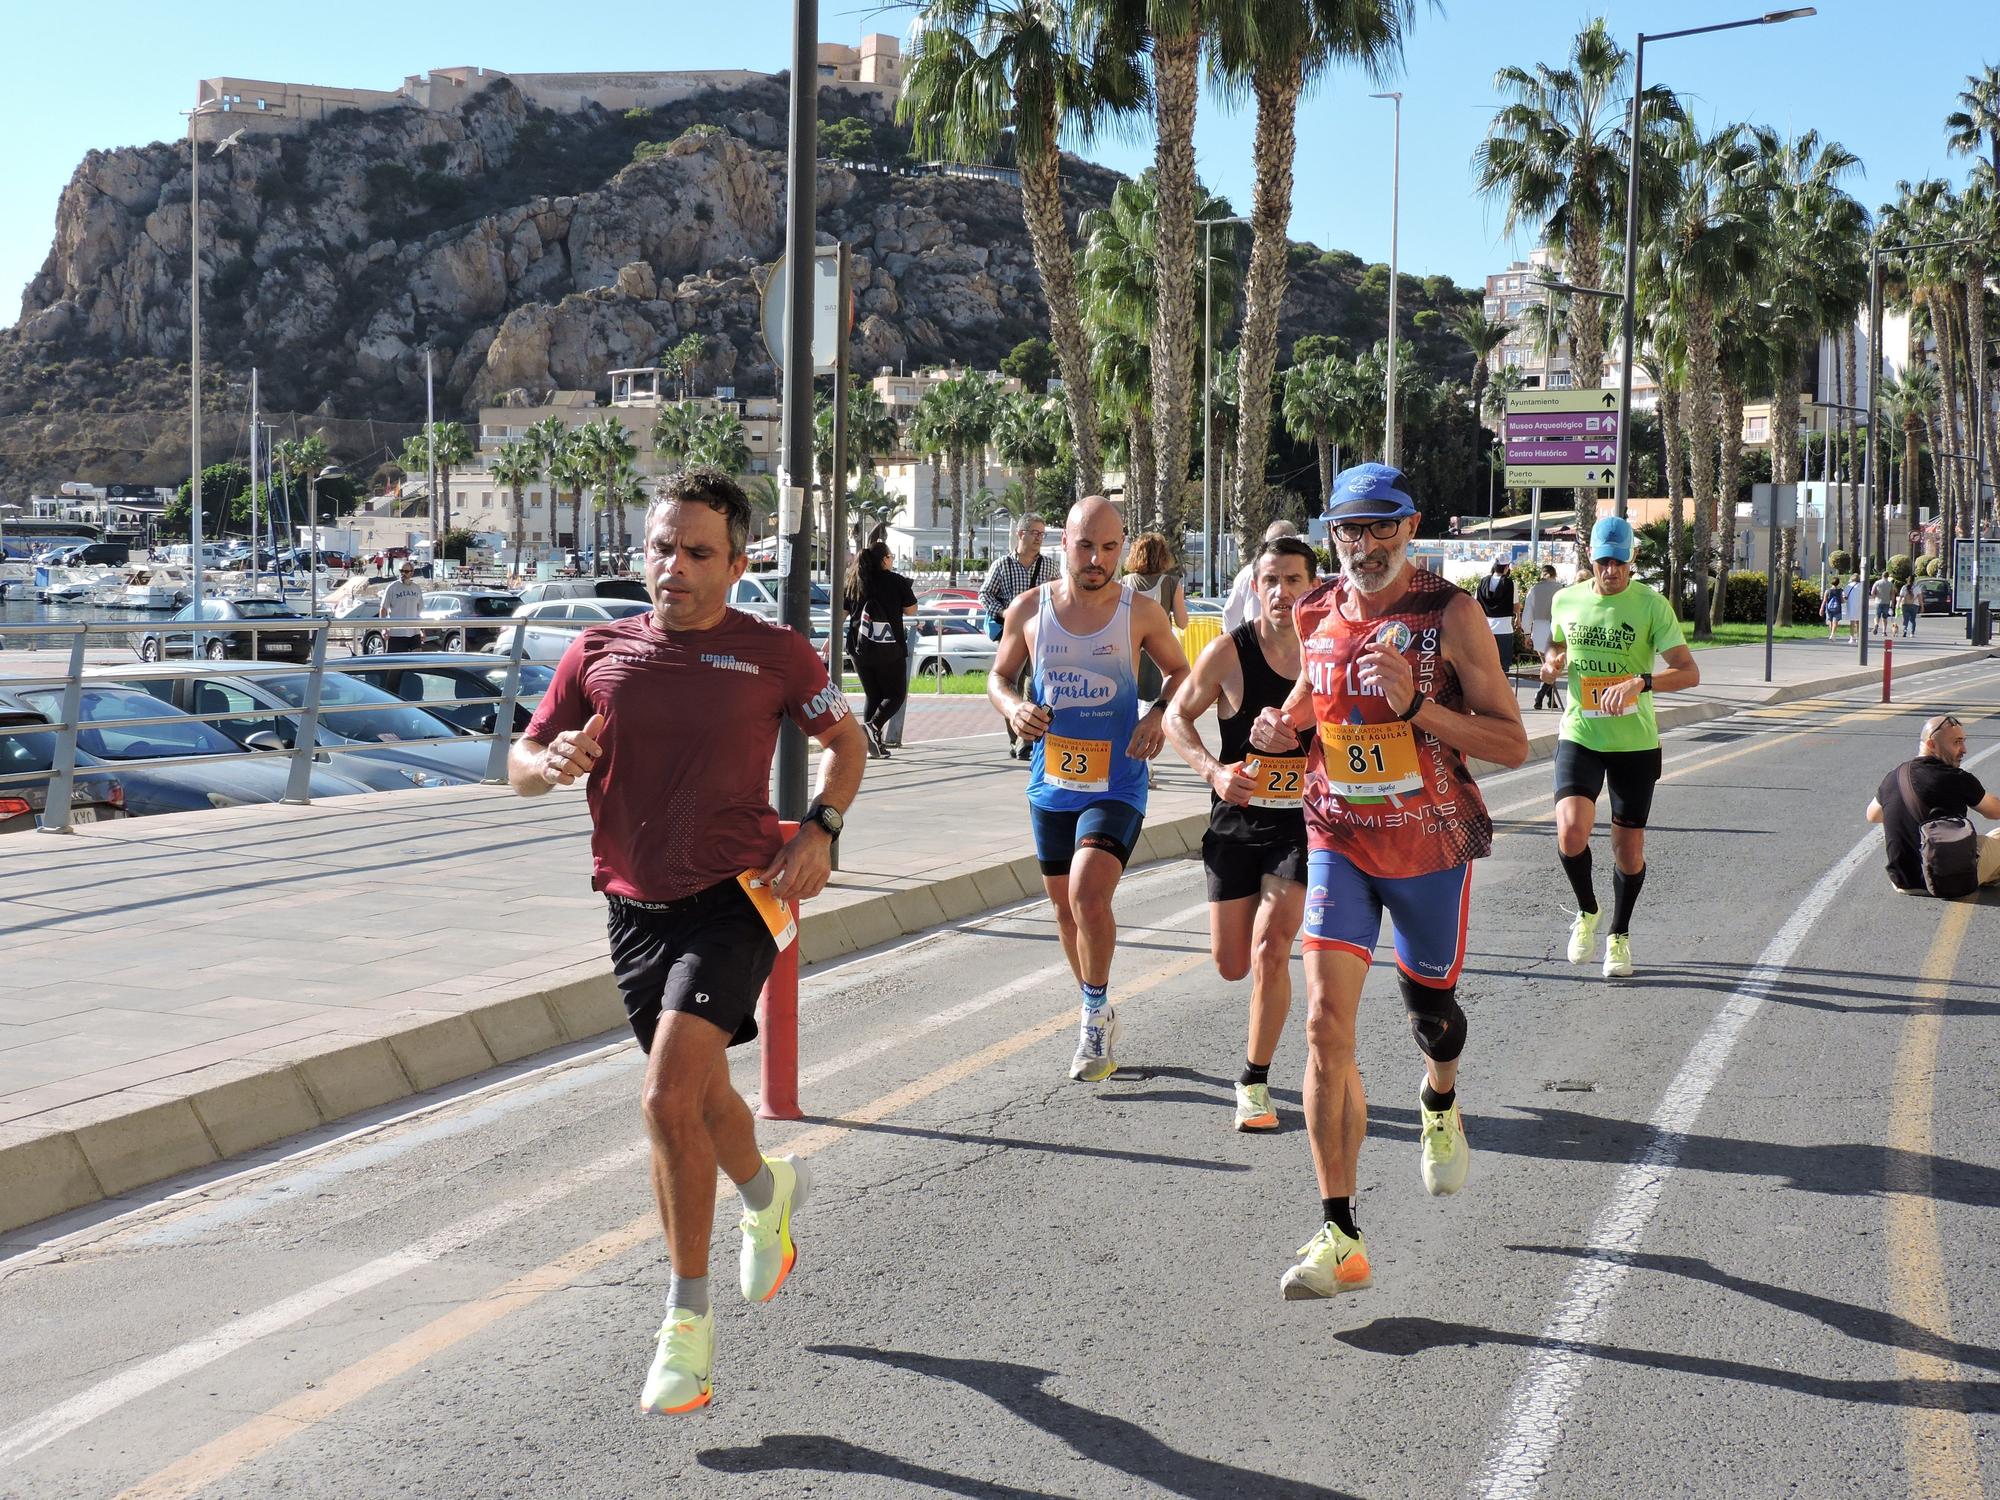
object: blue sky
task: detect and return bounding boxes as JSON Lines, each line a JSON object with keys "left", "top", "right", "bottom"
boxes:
{"left": 1, "top": 1, "right": 1991, "bottom": 323}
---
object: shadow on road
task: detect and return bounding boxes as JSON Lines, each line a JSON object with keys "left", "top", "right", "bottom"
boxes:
{"left": 829, "top": 1116, "right": 1252, "bottom": 1174}
{"left": 1335, "top": 1315, "right": 2000, "bottom": 1412}
{"left": 1513, "top": 1246, "right": 2000, "bottom": 1374}
{"left": 698, "top": 1346, "right": 1365, "bottom": 1498}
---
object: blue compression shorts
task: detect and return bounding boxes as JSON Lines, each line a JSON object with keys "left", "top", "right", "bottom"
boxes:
{"left": 1029, "top": 799, "right": 1145, "bottom": 876}
{"left": 1301, "top": 848, "right": 1473, "bottom": 988}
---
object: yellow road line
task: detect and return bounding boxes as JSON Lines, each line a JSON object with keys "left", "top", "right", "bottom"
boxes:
{"left": 1887, "top": 899, "right": 1983, "bottom": 1500}
{"left": 113, "top": 949, "right": 1208, "bottom": 1500}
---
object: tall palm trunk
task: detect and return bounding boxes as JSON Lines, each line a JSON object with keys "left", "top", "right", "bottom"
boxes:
{"left": 1923, "top": 408, "right": 1951, "bottom": 541}
{"left": 1904, "top": 412, "right": 1924, "bottom": 547}
{"left": 949, "top": 448, "right": 967, "bottom": 585}
{"left": 1712, "top": 380, "right": 1746, "bottom": 627}
{"left": 1772, "top": 342, "right": 1807, "bottom": 623}
{"left": 1018, "top": 103, "right": 1100, "bottom": 497}
{"left": 1968, "top": 254, "right": 1994, "bottom": 516}
{"left": 510, "top": 483, "right": 525, "bottom": 571}
{"left": 1231, "top": 58, "right": 1303, "bottom": 524}
{"left": 1933, "top": 289, "right": 1968, "bottom": 537}
{"left": 1683, "top": 295, "right": 1723, "bottom": 638}
{"left": 1662, "top": 382, "right": 1688, "bottom": 616}
{"left": 1147, "top": 29, "right": 1200, "bottom": 526}
{"left": 1565, "top": 217, "right": 1606, "bottom": 562}
{"left": 1126, "top": 406, "right": 1157, "bottom": 530}
{"left": 1315, "top": 424, "right": 1334, "bottom": 504}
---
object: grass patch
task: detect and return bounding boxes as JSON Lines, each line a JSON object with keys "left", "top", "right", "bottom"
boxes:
{"left": 840, "top": 670, "right": 990, "bottom": 695}
{"left": 1680, "top": 622, "right": 1837, "bottom": 650}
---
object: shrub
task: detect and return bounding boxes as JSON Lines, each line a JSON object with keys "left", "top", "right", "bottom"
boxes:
{"left": 415, "top": 171, "right": 468, "bottom": 211}
{"left": 676, "top": 123, "right": 724, "bottom": 144}
{"left": 1318, "top": 248, "right": 1363, "bottom": 274}
{"left": 632, "top": 139, "right": 671, "bottom": 164}
{"left": 364, "top": 160, "right": 413, "bottom": 211}
{"left": 1716, "top": 571, "right": 1824, "bottom": 625}
{"left": 419, "top": 142, "right": 449, "bottom": 170}
{"left": 1887, "top": 553, "right": 1914, "bottom": 585}
{"left": 1829, "top": 549, "right": 1854, "bottom": 574}
{"left": 623, "top": 106, "right": 654, "bottom": 123}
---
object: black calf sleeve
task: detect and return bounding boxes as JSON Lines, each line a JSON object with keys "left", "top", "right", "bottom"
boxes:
{"left": 1610, "top": 863, "right": 1647, "bottom": 935}
{"left": 1558, "top": 847, "right": 1598, "bottom": 913}
{"left": 1398, "top": 972, "right": 1467, "bottom": 1063}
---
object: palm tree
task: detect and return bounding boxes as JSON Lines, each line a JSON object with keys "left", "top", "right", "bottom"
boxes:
{"left": 928, "top": 374, "right": 1001, "bottom": 583}
{"left": 1216, "top": 0, "right": 1419, "bottom": 527}
{"left": 422, "top": 422, "right": 474, "bottom": 557}
{"left": 651, "top": 402, "right": 704, "bottom": 472}
{"left": 1282, "top": 356, "right": 1361, "bottom": 505}
{"left": 1880, "top": 180, "right": 1971, "bottom": 537}
{"left": 1948, "top": 176, "right": 1997, "bottom": 509}
{"left": 1092, "top": 327, "right": 1155, "bottom": 521}
{"left": 909, "top": 388, "right": 953, "bottom": 554}
{"left": 575, "top": 417, "right": 637, "bottom": 567}
{"left": 901, "top": 0, "right": 1142, "bottom": 498}
{"left": 687, "top": 412, "right": 751, "bottom": 475}
{"left": 488, "top": 444, "right": 540, "bottom": 576}
{"left": 1947, "top": 60, "right": 2000, "bottom": 499}
{"left": 603, "top": 463, "right": 648, "bottom": 566}
{"left": 991, "top": 391, "right": 1066, "bottom": 520}
{"left": 1448, "top": 307, "right": 1513, "bottom": 422}
{"left": 1882, "top": 362, "right": 1942, "bottom": 536}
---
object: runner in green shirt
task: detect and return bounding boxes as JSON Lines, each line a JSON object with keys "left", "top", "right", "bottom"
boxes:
{"left": 1539, "top": 515, "right": 1701, "bottom": 978}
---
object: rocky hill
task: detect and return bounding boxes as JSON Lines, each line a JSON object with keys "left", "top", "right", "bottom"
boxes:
{"left": 1, "top": 74, "right": 1478, "bottom": 497}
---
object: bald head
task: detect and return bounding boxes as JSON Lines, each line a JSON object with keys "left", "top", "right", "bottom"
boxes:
{"left": 1060, "top": 495, "right": 1126, "bottom": 593}
{"left": 1263, "top": 519, "right": 1299, "bottom": 544}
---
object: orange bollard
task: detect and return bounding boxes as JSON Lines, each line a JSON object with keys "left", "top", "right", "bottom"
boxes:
{"left": 1882, "top": 637, "right": 1893, "bottom": 703}
{"left": 757, "top": 819, "right": 803, "bottom": 1120}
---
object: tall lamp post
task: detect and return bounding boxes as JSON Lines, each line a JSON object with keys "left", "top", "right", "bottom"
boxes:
{"left": 1198, "top": 213, "right": 1251, "bottom": 597}
{"left": 1613, "top": 8, "right": 1816, "bottom": 519}
{"left": 1370, "top": 92, "right": 1403, "bottom": 467}
{"left": 1526, "top": 276, "right": 1623, "bottom": 565}
{"left": 1861, "top": 233, "right": 1973, "bottom": 663}
{"left": 307, "top": 465, "right": 344, "bottom": 615}
{"left": 185, "top": 110, "right": 244, "bottom": 612}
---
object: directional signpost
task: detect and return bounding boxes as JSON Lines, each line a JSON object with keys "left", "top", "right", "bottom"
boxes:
{"left": 1503, "top": 388, "right": 1623, "bottom": 489}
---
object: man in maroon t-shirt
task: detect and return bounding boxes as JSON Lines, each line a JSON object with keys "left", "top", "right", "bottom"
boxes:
{"left": 511, "top": 467, "right": 864, "bottom": 1416}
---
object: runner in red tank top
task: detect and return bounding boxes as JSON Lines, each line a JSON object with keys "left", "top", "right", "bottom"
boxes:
{"left": 1246, "top": 464, "right": 1528, "bottom": 1301}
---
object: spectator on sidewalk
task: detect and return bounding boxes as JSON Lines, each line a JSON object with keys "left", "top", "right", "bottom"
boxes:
{"left": 1525, "top": 564, "right": 1563, "bottom": 710}
{"left": 1476, "top": 558, "right": 1518, "bottom": 682}
{"left": 1899, "top": 579, "right": 1920, "bottom": 639}
{"left": 379, "top": 564, "right": 426, "bottom": 653}
{"left": 844, "top": 542, "right": 917, "bottom": 759}
{"left": 1126, "top": 533, "right": 1190, "bottom": 790}
{"left": 1844, "top": 576, "right": 1863, "bottom": 638}
{"left": 1222, "top": 520, "right": 1300, "bottom": 630}
{"left": 1872, "top": 574, "right": 1896, "bottom": 636}
{"left": 1824, "top": 577, "right": 1844, "bottom": 640}
{"left": 1865, "top": 713, "right": 2000, "bottom": 894}
{"left": 979, "top": 516, "right": 1059, "bottom": 760}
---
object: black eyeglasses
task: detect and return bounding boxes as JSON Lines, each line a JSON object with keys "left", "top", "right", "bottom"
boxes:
{"left": 1930, "top": 716, "right": 1962, "bottom": 732}
{"left": 1330, "top": 518, "right": 1407, "bottom": 542}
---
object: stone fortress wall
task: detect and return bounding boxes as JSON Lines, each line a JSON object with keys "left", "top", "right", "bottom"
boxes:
{"left": 193, "top": 33, "right": 902, "bottom": 141}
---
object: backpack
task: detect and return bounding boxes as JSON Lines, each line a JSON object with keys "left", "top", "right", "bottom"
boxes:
{"left": 1897, "top": 763, "right": 1980, "bottom": 898}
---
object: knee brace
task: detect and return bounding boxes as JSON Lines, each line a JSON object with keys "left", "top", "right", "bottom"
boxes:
{"left": 1399, "top": 972, "right": 1466, "bottom": 1063}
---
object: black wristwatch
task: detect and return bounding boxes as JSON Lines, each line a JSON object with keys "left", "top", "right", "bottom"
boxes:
{"left": 804, "top": 801, "right": 844, "bottom": 837}
{"left": 1640, "top": 672, "right": 1654, "bottom": 693}
{"left": 1398, "top": 693, "right": 1426, "bottom": 723}
{"left": 1149, "top": 695, "right": 1172, "bottom": 716}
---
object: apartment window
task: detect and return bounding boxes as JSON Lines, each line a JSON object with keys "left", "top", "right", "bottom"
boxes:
{"left": 481, "top": 493, "right": 493, "bottom": 508}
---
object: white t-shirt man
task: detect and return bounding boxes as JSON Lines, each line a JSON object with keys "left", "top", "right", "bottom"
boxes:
{"left": 379, "top": 573, "right": 426, "bottom": 642}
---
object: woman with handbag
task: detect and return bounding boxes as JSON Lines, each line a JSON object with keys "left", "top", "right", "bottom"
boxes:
{"left": 844, "top": 542, "right": 918, "bottom": 758}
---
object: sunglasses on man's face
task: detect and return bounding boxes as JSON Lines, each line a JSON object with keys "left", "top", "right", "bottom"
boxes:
{"left": 1331, "top": 518, "right": 1406, "bottom": 543}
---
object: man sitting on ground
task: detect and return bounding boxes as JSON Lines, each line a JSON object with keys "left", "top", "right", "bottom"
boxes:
{"left": 1865, "top": 713, "right": 2000, "bottom": 893}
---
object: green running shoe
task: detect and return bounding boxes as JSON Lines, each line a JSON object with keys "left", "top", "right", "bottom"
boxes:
{"left": 1234, "top": 1081, "right": 1278, "bottom": 1132}
{"left": 1603, "top": 932, "right": 1634, "bottom": 978}
{"left": 640, "top": 1308, "right": 713, "bottom": 1414}
{"left": 740, "top": 1155, "right": 811, "bottom": 1303}
{"left": 1418, "top": 1088, "right": 1470, "bottom": 1196}
{"left": 1279, "top": 1221, "right": 1374, "bottom": 1300}
{"left": 1566, "top": 908, "right": 1602, "bottom": 965}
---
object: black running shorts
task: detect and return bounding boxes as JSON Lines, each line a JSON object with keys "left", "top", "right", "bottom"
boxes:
{"left": 1202, "top": 830, "right": 1309, "bottom": 903}
{"left": 605, "top": 879, "right": 777, "bottom": 1052}
{"left": 1552, "top": 740, "right": 1664, "bottom": 829}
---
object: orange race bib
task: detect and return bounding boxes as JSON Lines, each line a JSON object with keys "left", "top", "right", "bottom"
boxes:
{"left": 1242, "top": 754, "right": 1307, "bottom": 810}
{"left": 1578, "top": 674, "right": 1635, "bottom": 717}
{"left": 1319, "top": 720, "right": 1423, "bottom": 799}
{"left": 737, "top": 871, "right": 798, "bottom": 952}
{"left": 1043, "top": 733, "right": 1111, "bottom": 792}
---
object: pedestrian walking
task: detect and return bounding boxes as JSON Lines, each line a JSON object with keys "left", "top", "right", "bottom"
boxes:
{"left": 1823, "top": 577, "right": 1844, "bottom": 640}
{"left": 979, "top": 515, "right": 1059, "bottom": 760}
{"left": 1899, "top": 579, "right": 1920, "bottom": 639}
{"left": 988, "top": 496, "right": 1190, "bottom": 1082}
{"left": 1524, "top": 565, "right": 1564, "bottom": 710}
{"left": 379, "top": 563, "right": 426, "bottom": 653}
{"left": 844, "top": 542, "right": 917, "bottom": 759}
{"left": 1475, "top": 558, "right": 1517, "bottom": 685}
{"left": 1246, "top": 464, "right": 1528, "bottom": 1300}
{"left": 509, "top": 467, "right": 866, "bottom": 1415}
{"left": 1872, "top": 574, "right": 1896, "bottom": 636}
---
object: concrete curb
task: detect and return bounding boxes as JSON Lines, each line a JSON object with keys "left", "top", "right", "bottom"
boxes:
{"left": 4, "top": 645, "right": 1990, "bottom": 1234}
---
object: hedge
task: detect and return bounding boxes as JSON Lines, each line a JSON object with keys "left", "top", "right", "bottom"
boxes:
{"left": 1716, "top": 571, "right": 1821, "bottom": 624}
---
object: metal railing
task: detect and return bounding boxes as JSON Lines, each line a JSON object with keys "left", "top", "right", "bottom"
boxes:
{"left": 0, "top": 617, "right": 539, "bottom": 833}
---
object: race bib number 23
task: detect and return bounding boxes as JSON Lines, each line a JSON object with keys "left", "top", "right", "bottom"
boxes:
{"left": 1043, "top": 732, "right": 1111, "bottom": 792}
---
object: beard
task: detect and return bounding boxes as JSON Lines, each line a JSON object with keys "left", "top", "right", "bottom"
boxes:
{"left": 1340, "top": 548, "right": 1406, "bottom": 595}
{"left": 1070, "top": 566, "right": 1112, "bottom": 592}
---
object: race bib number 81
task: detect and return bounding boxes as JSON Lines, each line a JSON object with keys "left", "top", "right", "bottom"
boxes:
{"left": 1319, "top": 720, "right": 1423, "bottom": 798}
{"left": 1043, "top": 733, "right": 1111, "bottom": 792}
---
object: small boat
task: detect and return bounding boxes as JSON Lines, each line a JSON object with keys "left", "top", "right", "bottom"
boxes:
{"left": 121, "top": 567, "right": 190, "bottom": 610}
{"left": 37, "top": 567, "right": 123, "bottom": 604}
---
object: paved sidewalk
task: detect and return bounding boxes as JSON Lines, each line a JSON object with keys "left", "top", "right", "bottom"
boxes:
{"left": 0, "top": 634, "right": 1988, "bottom": 1233}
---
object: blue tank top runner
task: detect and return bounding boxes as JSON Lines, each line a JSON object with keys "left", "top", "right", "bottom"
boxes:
{"left": 1028, "top": 584, "right": 1149, "bottom": 813}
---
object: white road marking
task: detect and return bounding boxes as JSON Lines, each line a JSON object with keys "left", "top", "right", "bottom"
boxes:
{"left": 1469, "top": 737, "right": 2000, "bottom": 1499}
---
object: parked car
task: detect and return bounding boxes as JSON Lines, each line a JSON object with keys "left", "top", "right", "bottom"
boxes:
{"left": 335, "top": 653, "right": 556, "bottom": 734}
{"left": 1913, "top": 576, "right": 1955, "bottom": 616}
{"left": 415, "top": 589, "right": 523, "bottom": 651}
{"left": 515, "top": 577, "right": 649, "bottom": 608}
{"left": 0, "top": 686, "right": 374, "bottom": 815}
{"left": 0, "top": 709, "right": 125, "bottom": 831}
{"left": 910, "top": 616, "right": 1001, "bottom": 677}
{"left": 509, "top": 599, "right": 652, "bottom": 661}
{"left": 132, "top": 597, "right": 320, "bottom": 663}
{"left": 730, "top": 575, "right": 833, "bottom": 624}
{"left": 103, "top": 665, "right": 490, "bottom": 791}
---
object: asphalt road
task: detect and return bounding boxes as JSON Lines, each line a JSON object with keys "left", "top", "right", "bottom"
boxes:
{"left": 3, "top": 660, "right": 1998, "bottom": 1500}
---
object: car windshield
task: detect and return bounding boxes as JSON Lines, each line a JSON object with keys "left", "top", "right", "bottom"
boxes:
{"left": 230, "top": 598, "right": 300, "bottom": 618}
{"left": 261, "top": 673, "right": 457, "bottom": 744}
{"left": 0, "top": 723, "right": 56, "bottom": 776}
{"left": 470, "top": 596, "right": 521, "bottom": 616}
{"left": 24, "top": 688, "right": 240, "bottom": 760}
{"left": 600, "top": 601, "right": 649, "bottom": 618}
{"left": 473, "top": 663, "right": 555, "bottom": 694}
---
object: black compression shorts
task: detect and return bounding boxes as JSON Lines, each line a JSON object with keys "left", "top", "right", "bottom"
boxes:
{"left": 1553, "top": 740, "right": 1664, "bottom": 829}
{"left": 1202, "top": 830, "right": 1309, "bottom": 902}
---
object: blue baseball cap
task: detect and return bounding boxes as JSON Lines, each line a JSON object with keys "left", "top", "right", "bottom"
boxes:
{"left": 1590, "top": 514, "right": 1635, "bottom": 563}
{"left": 1326, "top": 463, "right": 1417, "bottom": 521}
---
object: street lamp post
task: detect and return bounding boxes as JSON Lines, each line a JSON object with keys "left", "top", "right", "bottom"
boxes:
{"left": 1526, "top": 277, "right": 1622, "bottom": 566}
{"left": 1370, "top": 92, "right": 1403, "bottom": 467}
{"left": 1199, "top": 213, "right": 1251, "bottom": 598}
{"left": 308, "top": 466, "right": 344, "bottom": 615}
{"left": 1614, "top": 8, "right": 1816, "bottom": 518}
{"left": 185, "top": 110, "right": 244, "bottom": 612}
